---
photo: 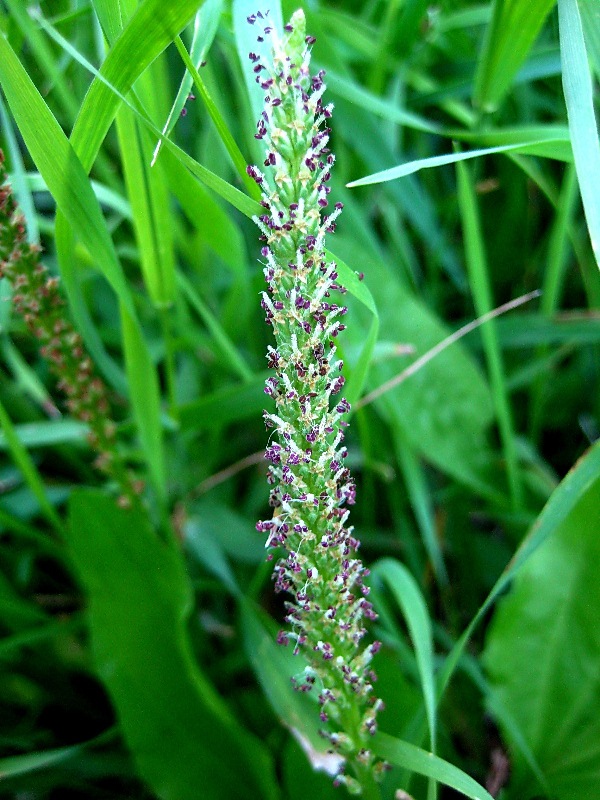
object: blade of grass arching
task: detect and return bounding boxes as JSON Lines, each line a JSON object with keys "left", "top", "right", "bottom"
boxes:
{"left": 371, "top": 558, "right": 437, "bottom": 753}
{"left": 456, "top": 158, "right": 523, "bottom": 510}
{"left": 347, "top": 139, "right": 570, "bottom": 188}
{"left": 474, "top": 0, "right": 557, "bottom": 112}
{"left": 0, "top": 399, "right": 63, "bottom": 534}
{"left": 33, "top": 12, "right": 260, "bottom": 221}
{"left": 66, "top": 0, "right": 201, "bottom": 170}
{"left": 151, "top": 0, "right": 223, "bottom": 165}
{"left": 120, "top": 304, "right": 166, "bottom": 511}
{"left": 559, "top": 0, "right": 600, "bottom": 271}
{"left": 171, "top": 36, "right": 260, "bottom": 200}
{"left": 177, "top": 272, "right": 254, "bottom": 383}
{"left": 392, "top": 429, "right": 448, "bottom": 585}
{"left": 39, "top": 11, "right": 260, "bottom": 220}
{"left": 373, "top": 734, "right": 493, "bottom": 800}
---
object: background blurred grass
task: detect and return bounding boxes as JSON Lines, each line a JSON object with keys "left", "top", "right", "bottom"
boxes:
{"left": 0, "top": 1, "right": 599, "bottom": 798}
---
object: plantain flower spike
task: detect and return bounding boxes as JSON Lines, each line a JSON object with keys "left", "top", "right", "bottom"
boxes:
{"left": 246, "top": 10, "right": 385, "bottom": 792}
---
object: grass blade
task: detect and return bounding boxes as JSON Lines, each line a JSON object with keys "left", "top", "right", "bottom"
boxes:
{"left": 0, "top": 398, "right": 63, "bottom": 534}
{"left": 373, "top": 733, "right": 494, "bottom": 800}
{"left": 474, "top": 0, "right": 557, "bottom": 112}
{"left": 456, "top": 157, "right": 523, "bottom": 509}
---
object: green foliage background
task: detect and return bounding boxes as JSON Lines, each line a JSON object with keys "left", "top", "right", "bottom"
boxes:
{"left": 0, "top": 0, "right": 599, "bottom": 798}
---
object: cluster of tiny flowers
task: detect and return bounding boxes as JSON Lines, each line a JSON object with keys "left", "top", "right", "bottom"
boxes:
{"left": 247, "top": 11, "right": 384, "bottom": 791}
{"left": 0, "top": 151, "right": 142, "bottom": 508}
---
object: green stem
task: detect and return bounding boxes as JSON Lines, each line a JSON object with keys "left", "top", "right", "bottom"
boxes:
{"left": 159, "top": 306, "right": 179, "bottom": 422}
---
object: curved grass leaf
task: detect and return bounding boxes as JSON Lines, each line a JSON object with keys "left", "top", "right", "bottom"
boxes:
{"left": 347, "top": 139, "right": 570, "bottom": 188}
{"left": 151, "top": 0, "right": 223, "bottom": 165}
{"left": 67, "top": 490, "right": 279, "bottom": 800}
{"left": 372, "top": 732, "right": 494, "bottom": 800}
{"left": 371, "top": 559, "right": 437, "bottom": 750}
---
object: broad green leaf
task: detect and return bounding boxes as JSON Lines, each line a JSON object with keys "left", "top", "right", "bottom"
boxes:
{"left": 474, "top": 0, "right": 557, "bottom": 111}
{"left": 484, "top": 463, "right": 600, "bottom": 798}
{"left": 373, "top": 732, "right": 494, "bottom": 800}
{"left": 559, "top": 0, "right": 600, "bottom": 269}
{"left": 67, "top": 490, "right": 278, "bottom": 800}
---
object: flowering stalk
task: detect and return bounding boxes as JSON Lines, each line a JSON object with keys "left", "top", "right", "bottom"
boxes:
{"left": 0, "top": 151, "right": 142, "bottom": 508}
{"left": 247, "top": 11, "right": 384, "bottom": 794}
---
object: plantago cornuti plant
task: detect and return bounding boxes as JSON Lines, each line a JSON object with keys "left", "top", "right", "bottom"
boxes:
{"left": 0, "top": 151, "right": 142, "bottom": 508}
{"left": 246, "top": 11, "right": 385, "bottom": 794}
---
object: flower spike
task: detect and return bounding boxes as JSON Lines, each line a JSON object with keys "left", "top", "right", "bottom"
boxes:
{"left": 248, "top": 10, "right": 384, "bottom": 791}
